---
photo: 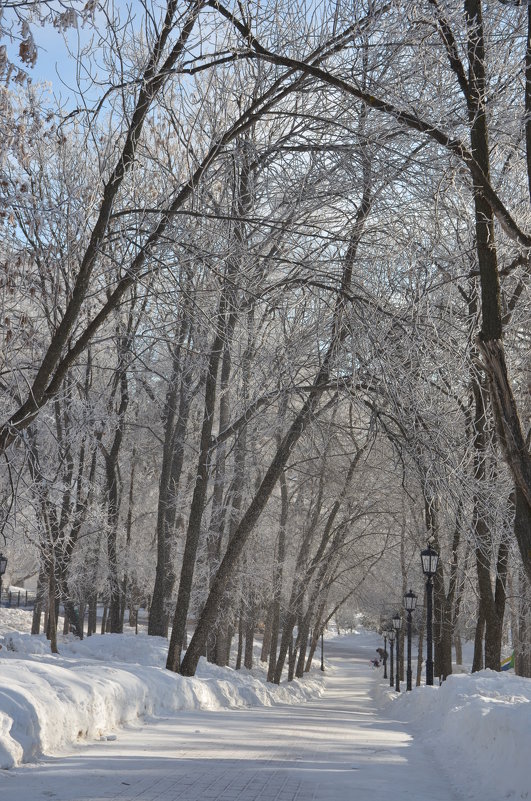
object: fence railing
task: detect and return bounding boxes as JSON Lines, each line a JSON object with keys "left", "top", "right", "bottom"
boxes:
{"left": 0, "top": 588, "right": 36, "bottom": 608}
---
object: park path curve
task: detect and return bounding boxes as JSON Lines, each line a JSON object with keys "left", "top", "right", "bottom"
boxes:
{"left": 2, "top": 633, "right": 462, "bottom": 801}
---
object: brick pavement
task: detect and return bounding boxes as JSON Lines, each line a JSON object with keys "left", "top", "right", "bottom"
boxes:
{"left": 110, "top": 763, "right": 316, "bottom": 801}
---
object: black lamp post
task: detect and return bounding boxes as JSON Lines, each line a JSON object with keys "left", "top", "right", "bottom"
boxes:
{"left": 404, "top": 589, "right": 418, "bottom": 691}
{"left": 392, "top": 613, "right": 401, "bottom": 692}
{"left": 0, "top": 554, "right": 7, "bottom": 607}
{"left": 383, "top": 632, "right": 388, "bottom": 679}
{"left": 388, "top": 629, "right": 395, "bottom": 688}
{"left": 421, "top": 542, "right": 439, "bottom": 686}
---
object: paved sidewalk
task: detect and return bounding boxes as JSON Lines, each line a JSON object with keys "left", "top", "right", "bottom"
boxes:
{"left": 4, "top": 638, "right": 462, "bottom": 801}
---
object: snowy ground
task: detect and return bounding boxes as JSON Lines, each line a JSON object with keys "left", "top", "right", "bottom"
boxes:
{"left": 381, "top": 669, "right": 530, "bottom": 801}
{"left": 0, "top": 608, "right": 529, "bottom": 800}
{"left": 0, "top": 609, "right": 324, "bottom": 769}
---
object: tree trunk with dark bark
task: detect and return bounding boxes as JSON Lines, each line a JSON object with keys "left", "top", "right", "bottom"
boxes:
{"left": 244, "top": 595, "right": 256, "bottom": 670}
{"left": 261, "top": 605, "right": 273, "bottom": 664}
{"left": 149, "top": 317, "right": 194, "bottom": 637}
{"left": 472, "top": 608, "right": 485, "bottom": 673}
{"left": 166, "top": 294, "right": 228, "bottom": 671}
{"left": 31, "top": 566, "right": 46, "bottom": 635}
{"left": 416, "top": 590, "right": 425, "bottom": 687}
{"left": 515, "top": 567, "right": 531, "bottom": 678}
{"left": 48, "top": 563, "right": 59, "bottom": 655}
{"left": 267, "top": 465, "right": 288, "bottom": 682}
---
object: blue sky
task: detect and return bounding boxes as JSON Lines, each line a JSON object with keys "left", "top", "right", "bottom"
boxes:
{"left": 3, "top": 3, "right": 136, "bottom": 108}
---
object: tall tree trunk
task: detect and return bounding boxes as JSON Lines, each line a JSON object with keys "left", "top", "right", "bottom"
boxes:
{"left": 121, "top": 448, "right": 136, "bottom": 629}
{"left": 87, "top": 593, "right": 97, "bottom": 637}
{"left": 211, "top": 411, "right": 250, "bottom": 668}
{"left": 305, "top": 596, "right": 327, "bottom": 671}
{"left": 452, "top": 542, "right": 470, "bottom": 667}
{"left": 295, "top": 590, "right": 323, "bottom": 679}
{"left": 261, "top": 605, "right": 273, "bottom": 664}
{"left": 267, "top": 465, "right": 288, "bottom": 682}
{"left": 205, "top": 318, "right": 238, "bottom": 661}
{"left": 436, "top": 503, "right": 464, "bottom": 680}
{"left": 166, "top": 293, "right": 228, "bottom": 671}
{"left": 212, "top": 306, "right": 254, "bottom": 668}
{"left": 471, "top": 374, "right": 508, "bottom": 670}
{"left": 244, "top": 593, "right": 256, "bottom": 670}
{"left": 472, "top": 607, "right": 485, "bottom": 673}
{"left": 149, "top": 315, "right": 194, "bottom": 637}
{"left": 31, "top": 565, "right": 46, "bottom": 635}
{"left": 464, "top": 1, "right": 531, "bottom": 585}
{"left": 235, "top": 602, "right": 244, "bottom": 670}
{"left": 105, "top": 452, "right": 123, "bottom": 634}
{"left": 416, "top": 588, "right": 426, "bottom": 687}
{"left": 48, "top": 559, "right": 59, "bottom": 655}
{"left": 206, "top": 153, "right": 254, "bottom": 665}
{"left": 485, "top": 536, "right": 509, "bottom": 670}
{"left": 515, "top": 567, "right": 531, "bottom": 677}
{"left": 102, "top": 351, "right": 130, "bottom": 634}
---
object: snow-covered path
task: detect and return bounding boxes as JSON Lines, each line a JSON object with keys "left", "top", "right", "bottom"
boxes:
{"left": 3, "top": 635, "right": 462, "bottom": 801}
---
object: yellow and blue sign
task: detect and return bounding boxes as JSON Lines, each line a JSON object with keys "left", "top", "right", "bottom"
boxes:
{"left": 500, "top": 652, "right": 514, "bottom": 671}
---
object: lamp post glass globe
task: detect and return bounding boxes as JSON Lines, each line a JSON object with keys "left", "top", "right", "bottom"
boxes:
{"left": 404, "top": 588, "right": 417, "bottom": 611}
{"left": 421, "top": 543, "right": 439, "bottom": 577}
{"left": 392, "top": 612, "right": 402, "bottom": 631}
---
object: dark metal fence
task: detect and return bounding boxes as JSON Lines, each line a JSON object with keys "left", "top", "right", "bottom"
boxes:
{"left": 0, "top": 588, "right": 36, "bottom": 608}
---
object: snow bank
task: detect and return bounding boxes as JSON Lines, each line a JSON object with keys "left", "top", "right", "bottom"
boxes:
{"left": 0, "top": 613, "right": 324, "bottom": 769}
{"left": 379, "top": 671, "right": 531, "bottom": 800}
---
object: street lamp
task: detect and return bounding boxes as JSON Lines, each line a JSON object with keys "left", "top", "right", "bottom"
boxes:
{"left": 388, "top": 628, "right": 395, "bottom": 688}
{"left": 0, "top": 554, "right": 7, "bottom": 607}
{"left": 421, "top": 542, "right": 439, "bottom": 686}
{"left": 382, "top": 631, "right": 388, "bottom": 679}
{"left": 392, "top": 613, "right": 402, "bottom": 692}
{"left": 404, "top": 589, "right": 418, "bottom": 691}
